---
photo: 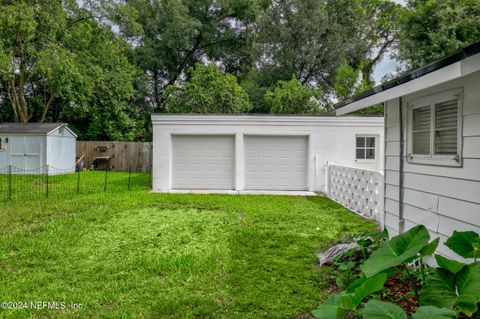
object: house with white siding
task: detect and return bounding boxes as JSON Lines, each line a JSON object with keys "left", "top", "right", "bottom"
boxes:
{"left": 335, "top": 41, "right": 480, "bottom": 260}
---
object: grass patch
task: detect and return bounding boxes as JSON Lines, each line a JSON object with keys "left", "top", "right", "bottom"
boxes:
{"left": 0, "top": 172, "right": 376, "bottom": 318}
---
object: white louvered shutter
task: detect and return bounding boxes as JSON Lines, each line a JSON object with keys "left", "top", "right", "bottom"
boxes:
{"left": 434, "top": 100, "right": 458, "bottom": 155}
{"left": 412, "top": 106, "right": 431, "bottom": 155}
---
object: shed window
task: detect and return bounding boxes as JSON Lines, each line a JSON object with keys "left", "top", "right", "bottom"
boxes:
{"left": 356, "top": 136, "right": 376, "bottom": 160}
{"left": 407, "top": 89, "right": 462, "bottom": 167}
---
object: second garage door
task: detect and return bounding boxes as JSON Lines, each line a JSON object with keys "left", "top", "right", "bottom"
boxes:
{"left": 172, "top": 135, "right": 235, "bottom": 190}
{"left": 244, "top": 135, "right": 308, "bottom": 190}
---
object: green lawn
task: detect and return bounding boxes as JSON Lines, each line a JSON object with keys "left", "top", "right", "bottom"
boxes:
{"left": 0, "top": 172, "right": 376, "bottom": 318}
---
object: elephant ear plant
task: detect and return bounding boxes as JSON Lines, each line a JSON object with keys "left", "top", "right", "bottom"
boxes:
{"left": 312, "top": 226, "right": 480, "bottom": 319}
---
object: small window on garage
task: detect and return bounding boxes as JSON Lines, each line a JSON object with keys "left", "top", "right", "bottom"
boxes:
{"left": 356, "top": 136, "right": 376, "bottom": 160}
{"left": 407, "top": 88, "right": 462, "bottom": 167}
{"left": 0, "top": 138, "right": 3, "bottom": 151}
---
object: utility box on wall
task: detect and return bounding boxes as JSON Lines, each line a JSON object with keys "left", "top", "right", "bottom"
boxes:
{"left": 0, "top": 123, "right": 77, "bottom": 174}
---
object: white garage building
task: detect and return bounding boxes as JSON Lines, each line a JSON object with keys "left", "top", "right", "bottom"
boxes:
{"left": 151, "top": 115, "right": 384, "bottom": 193}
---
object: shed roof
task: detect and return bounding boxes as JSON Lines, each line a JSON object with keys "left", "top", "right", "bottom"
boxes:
{"left": 0, "top": 123, "right": 77, "bottom": 137}
{"left": 335, "top": 41, "right": 480, "bottom": 115}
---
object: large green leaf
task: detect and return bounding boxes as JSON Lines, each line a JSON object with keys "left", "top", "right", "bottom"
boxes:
{"left": 455, "top": 295, "right": 477, "bottom": 317}
{"left": 312, "top": 292, "right": 348, "bottom": 318}
{"left": 419, "top": 268, "right": 457, "bottom": 308}
{"left": 412, "top": 306, "right": 456, "bottom": 319}
{"left": 445, "top": 231, "right": 480, "bottom": 259}
{"left": 456, "top": 262, "right": 480, "bottom": 299}
{"left": 362, "top": 300, "right": 407, "bottom": 319}
{"left": 455, "top": 262, "right": 480, "bottom": 315}
{"left": 361, "top": 225, "right": 431, "bottom": 278}
{"left": 434, "top": 254, "right": 465, "bottom": 274}
{"left": 420, "top": 238, "right": 439, "bottom": 257}
{"left": 311, "top": 305, "right": 338, "bottom": 319}
{"left": 350, "top": 273, "right": 389, "bottom": 308}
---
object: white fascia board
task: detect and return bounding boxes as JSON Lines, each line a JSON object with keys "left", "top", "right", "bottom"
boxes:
{"left": 46, "top": 124, "right": 78, "bottom": 138}
{"left": 336, "top": 54, "right": 480, "bottom": 116}
{"left": 151, "top": 115, "right": 384, "bottom": 127}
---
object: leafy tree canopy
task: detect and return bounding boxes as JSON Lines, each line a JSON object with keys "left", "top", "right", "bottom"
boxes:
{"left": 162, "top": 64, "right": 253, "bottom": 113}
{"left": 398, "top": 0, "right": 480, "bottom": 69}
{"left": 265, "top": 77, "right": 325, "bottom": 115}
{"left": 87, "top": 0, "right": 267, "bottom": 110}
{"left": 244, "top": 0, "right": 401, "bottom": 112}
{"left": 0, "top": 0, "right": 147, "bottom": 140}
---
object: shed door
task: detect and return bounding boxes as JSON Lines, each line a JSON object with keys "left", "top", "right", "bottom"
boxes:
{"left": 9, "top": 136, "right": 42, "bottom": 170}
{"left": 244, "top": 136, "right": 308, "bottom": 191}
{"left": 172, "top": 135, "right": 235, "bottom": 190}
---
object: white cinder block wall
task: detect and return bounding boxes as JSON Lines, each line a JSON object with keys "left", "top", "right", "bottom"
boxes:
{"left": 384, "top": 71, "right": 480, "bottom": 260}
{"left": 151, "top": 115, "right": 384, "bottom": 192}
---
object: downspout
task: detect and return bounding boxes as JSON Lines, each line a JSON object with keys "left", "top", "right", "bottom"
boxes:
{"left": 398, "top": 97, "right": 405, "bottom": 233}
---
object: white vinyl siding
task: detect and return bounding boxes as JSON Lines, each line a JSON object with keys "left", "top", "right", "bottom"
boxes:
{"left": 384, "top": 71, "right": 480, "bottom": 261}
{"left": 407, "top": 88, "right": 462, "bottom": 166}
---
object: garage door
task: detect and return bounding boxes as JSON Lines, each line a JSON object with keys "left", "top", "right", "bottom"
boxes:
{"left": 244, "top": 136, "right": 308, "bottom": 190}
{"left": 172, "top": 135, "right": 235, "bottom": 190}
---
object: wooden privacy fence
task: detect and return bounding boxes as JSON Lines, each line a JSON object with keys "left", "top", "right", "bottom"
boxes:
{"left": 76, "top": 141, "right": 153, "bottom": 173}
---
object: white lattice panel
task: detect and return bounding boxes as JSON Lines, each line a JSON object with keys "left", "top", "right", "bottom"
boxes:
{"left": 327, "top": 164, "right": 384, "bottom": 220}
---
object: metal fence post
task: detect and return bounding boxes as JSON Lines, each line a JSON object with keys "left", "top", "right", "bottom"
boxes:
{"left": 128, "top": 165, "right": 132, "bottom": 191}
{"left": 8, "top": 165, "right": 12, "bottom": 200}
{"left": 45, "top": 165, "right": 49, "bottom": 198}
{"left": 104, "top": 168, "right": 108, "bottom": 192}
{"left": 77, "top": 169, "right": 81, "bottom": 194}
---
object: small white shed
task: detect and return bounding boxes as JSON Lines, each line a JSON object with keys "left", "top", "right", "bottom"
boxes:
{"left": 335, "top": 41, "right": 480, "bottom": 260}
{"left": 151, "top": 115, "right": 384, "bottom": 193}
{"left": 0, "top": 123, "right": 77, "bottom": 174}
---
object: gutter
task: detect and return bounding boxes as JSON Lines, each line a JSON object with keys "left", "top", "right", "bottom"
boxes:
{"left": 398, "top": 97, "right": 405, "bottom": 233}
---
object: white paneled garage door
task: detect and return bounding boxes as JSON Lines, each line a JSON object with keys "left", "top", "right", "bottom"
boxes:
{"left": 172, "top": 135, "right": 235, "bottom": 190}
{"left": 244, "top": 135, "right": 308, "bottom": 190}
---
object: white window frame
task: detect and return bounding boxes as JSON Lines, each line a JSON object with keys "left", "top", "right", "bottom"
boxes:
{"left": 0, "top": 137, "right": 5, "bottom": 151}
{"left": 355, "top": 135, "right": 377, "bottom": 162}
{"left": 406, "top": 88, "right": 463, "bottom": 167}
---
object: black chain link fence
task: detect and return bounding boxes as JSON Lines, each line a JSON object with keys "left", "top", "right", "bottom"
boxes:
{"left": 0, "top": 165, "right": 151, "bottom": 201}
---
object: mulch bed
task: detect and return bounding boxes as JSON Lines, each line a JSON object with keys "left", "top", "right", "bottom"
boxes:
{"left": 381, "top": 271, "right": 419, "bottom": 317}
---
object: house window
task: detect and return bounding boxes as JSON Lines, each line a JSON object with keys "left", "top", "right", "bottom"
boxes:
{"left": 356, "top": 136, "right": 376, "bottom": 160}
{"left": 0, "top": 138, "right": 3, "bottom": 151}
{"left": 407, "top": 88, "right": 462, "bottom": 166}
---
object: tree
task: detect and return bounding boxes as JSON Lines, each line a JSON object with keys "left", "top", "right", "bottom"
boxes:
{"left": 0, "top": 1, "right": 87, "bottom": 123}
{"left": 398, "top": 0, "right": 480, "bottom": 69}
{"left": 0, "top": 1, "right": 147, "bottom": 141}
{"left": 265, "top": 77, "right": 324, "bottom": 114}
{"left": 162, "top": 64, "right": 252, "bottom": 113}
{"left": 88, "top": 0, "right": 265, "bottom": 110}
{"left": 244, "top": 0, "right": 401, "bottom": 111}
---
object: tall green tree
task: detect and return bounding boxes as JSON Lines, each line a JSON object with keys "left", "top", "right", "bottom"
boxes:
{"left": 162, "top": 64, "right": 252, "bottom": 113}
{"left": 89, "top": 0, "right": 266, "bottom": 110}
{"left": 0, "top": 0, "right": 146, "bottom": 140}
{"left": 265, "top": 77, "right": 324, "bottom": 114}
{"left": 0, "top": 0, "right": 87, "bottom": 123}
{"left": 398, "top": 0, "right": 480, "bottom": 69}
{"left": 244, "top": 0, "right": 401, "bottom": 111}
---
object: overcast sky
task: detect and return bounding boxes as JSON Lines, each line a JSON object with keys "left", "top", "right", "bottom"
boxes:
{"left": 372, "top": 0, "right": 406, "bottom": 83}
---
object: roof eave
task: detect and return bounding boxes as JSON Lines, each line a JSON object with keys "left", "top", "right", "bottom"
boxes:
{"left": 335, "top": 41, "right": 480, "bottom": 116}
{"left": 46, "top": 124, "right": 78, "bottom": 138}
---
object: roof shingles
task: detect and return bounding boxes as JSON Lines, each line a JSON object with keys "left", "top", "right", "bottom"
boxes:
{"left": 0, "top": 123, "right": 67, "bottom": 134}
